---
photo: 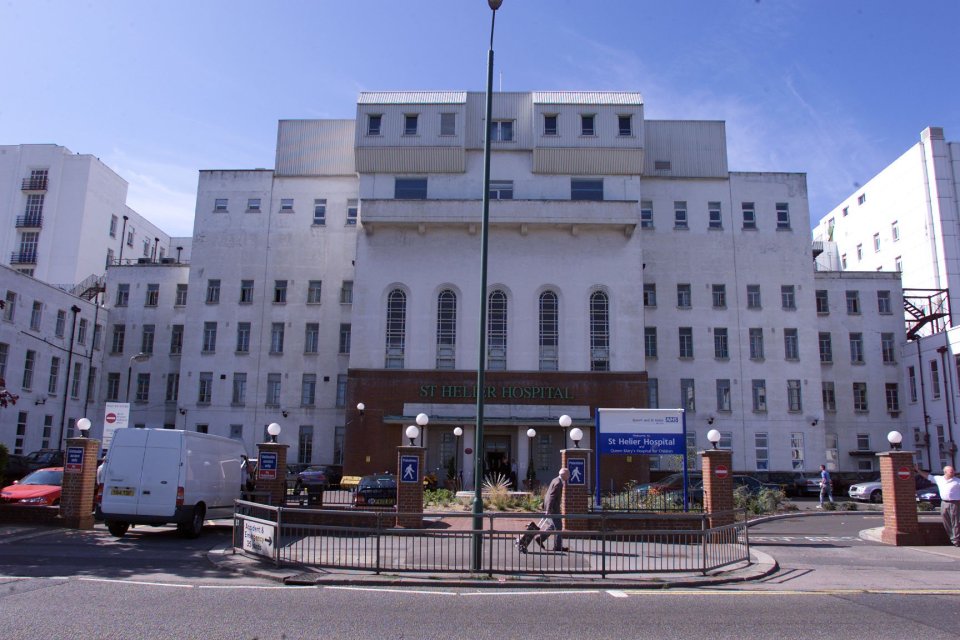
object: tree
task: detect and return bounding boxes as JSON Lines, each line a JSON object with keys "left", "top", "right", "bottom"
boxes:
{"left": 0, "top": 377, "right": 18, "bottom": 408}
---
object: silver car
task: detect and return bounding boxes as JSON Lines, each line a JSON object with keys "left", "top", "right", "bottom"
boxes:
{"left": 848, "top": 479, "right": 883, "bottom": 503}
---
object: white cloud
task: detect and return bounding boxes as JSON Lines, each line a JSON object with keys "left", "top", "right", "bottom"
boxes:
{"left": 104, "top": 150, "right": 198, "bottom": 237}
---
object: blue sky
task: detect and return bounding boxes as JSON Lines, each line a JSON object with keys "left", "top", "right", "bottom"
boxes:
{"left": 2, "top": 0, "right": 957, "bottom": 237}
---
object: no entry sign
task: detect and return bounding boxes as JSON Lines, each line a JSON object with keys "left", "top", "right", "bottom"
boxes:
{"left": 897, "top": 466, "right": 912, "bottom": 480}
{"left": 715, "top": 464, "right": 729, "bottom": 479}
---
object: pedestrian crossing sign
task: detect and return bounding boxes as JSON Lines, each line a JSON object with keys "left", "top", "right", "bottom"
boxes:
{"left": 400, "top": 455, "right": 420, "bottom": 483}
{"left": 567, "top": 458, "right": 586, "bottom": 486}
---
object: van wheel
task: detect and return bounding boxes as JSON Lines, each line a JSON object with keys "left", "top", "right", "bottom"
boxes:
{"left": 870, "top": 490, "right": 883, "bottom": 503}
{"left": 178, "top": 505, "right": 206, "bottom": 538}
{"left": 107, "top": 521, "right": 130, "bottom": 537}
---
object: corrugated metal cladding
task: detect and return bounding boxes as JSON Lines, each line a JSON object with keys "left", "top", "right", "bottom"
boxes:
{"left": 533, "top": 105, "right": 644, "bottom": 149}
{"left": 465, "top": 92, "right": 534, "bottom": 149}
{"left": 642, "top": 120, "right": 728, "bottom": 178}
{"left": 358, "top": 91, "right": 467, "bottom": 105}
{"left": 533, "top": 91, "right": 643, "bottom": 106}
{"left": 355, "top": 105, "right": 466, "bottom": 148}
{"left": 532, "top": 148, "right": 644, "bottom": 175}
{"left": 275, "top": 120, "right": 356, "bottom": 176}
{"left": 355, "top": 147, "right": 465, "bottom": 174}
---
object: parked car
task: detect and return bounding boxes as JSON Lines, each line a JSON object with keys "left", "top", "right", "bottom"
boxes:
{"left": 2, "top": 453, "right": 30, "bottom": 483}
{"left": 354, "top": 473, "right": 397, "bottom": 507}
{"left": 294, "top": 464, "right": 344, "bottom": 493}
{"left": 633, "top": 472, "right": 701, "bottom": 495}
{"left": 917, "top": 486, "right": 941, "bottom": 507}
{"left": 23, "top": 449, "right": 64, "bottom": 473}
{"left": 792, "top": 472, "right": 823, "bottom": 496}
{"left": 1, "top": 467, "right": 64, "bottom": 505}
{"left": 848, "top": 478, "right": 883, "bottom": 503}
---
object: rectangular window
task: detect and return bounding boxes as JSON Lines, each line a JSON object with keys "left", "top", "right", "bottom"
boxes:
{"left": 644, "top": 327, "right": 657, "bottom": 358}
{"left": 280, "top": 198, "right": 294, "bottom": 212}
{"left": 367, "top": 114, "right": 382, "bottom": 136}
{"left": 236, "top": 322, "right": 251, "bottom": 353}
{"left": 175, "top": 284, "right": 188, "bottom": 306}
{"left": 340, "top": 281, "right": 354, "bottom": 304}
{"left": 856, "top": 244, "right": 863, "bottom": 261}
{"left": 116, "top": 284, "right": 129, "bottom": 307}
{"left": 909, "top": 365, "right": 918, "bottom": 402}
{"left": 643, "top": 283, "right": 656, "bottom": 307}
{"left": 571, "top": 179, "right": 603, "bottom": 201}
{"left": 230, "top": 424, "right": 243, "bottom": 441}
{"left": 776, "top": 202, "right": 791, "bottom": 229}
{"left": 29, "top": 301, "right": 42, "bottom": 331}
{"left": 404, "top": 114, "right": 419, "bottom": 135}
{"left": 55, "top": 310, "right": 66, "bottom": 337}
{"left": 134, "top": 372, "right": 149, "bottom": 403}
{"left": 747, "top": 285, "right": 761, "bottom": 309}
{"left": 742, "top": 202, "right": 756, "bottom": 229}
{"left": 755, "top": 432, "right": 769, "bottom": 471}
{"left": 307, "top": 280, "right": 322, "bottom": 304}
{"left": 858, "top": 193, "right": 866, "bottom": 205}
{"left": 819, "top": 332, "right": 833, "bottom": 363}
{"left": 705, "top": 202, "right": 724, "bottom": 231}
{"left": 109, "top": 214, "right": 118, "bottom": 237}
{"left": 339, "top": 323, "right": 351, "bottom": 354}
{"left": 647, "top": 378, "right": 659, "bottom": 409}
{"left": 126, "top": 229, "right": 134, "bottom": 247}
{"left": 873, "top": 232, "right": 880, "bottom": 252}
{"left": 892, "top": 221, "right": 900, "bottom": 241}
{"left": 895, "top": 256, "right": 903, "bottom": 271}
{"left": 787, "top": 379, "right": 802, "bottom": 412}
{"left": 336, "top": 374, "right": 347, "bottom": 408}
{"left": 202, "top": 322, "right": 217, "bottom": 353}
{"left": 846, "top": 290, "right": 860, "bottom": 314}
{"left": 841, "top": 254, "right": 848, "bottom": 269}
{"left": 48, "top": 356, "right": 60, "bottom": 395}
{"left": 0, "top": 343, "right": 6, "bottom": 378}
{"left": 93, "top": 323, "right": 103, "bottom": 351}
{"left": 247, "top": 198, "right": 261, "bottom": 212}
{"left": 489, "top": 180, "right": 514, "bottom": 200}
{"left": 674, "top": 201, "right": 688, "bottom": 229}
{"left": 440, "top": 112, "right": 456, "bottom": 136}
{"left": 543, "top": 114, "right": 558, "bottom": 136}
{"left": 111, "top": 324, "right": 125, "bottom": 354}
{"left": 266, "top": 373, "right": 281, "bottom": 407}
{"left": 677, "top": 284, "right": 691, "bottom": 309}
{"left": 881, "top": 333, "right": 896, "bottom": 364}
{"left": 85, "top": 367, "right": 97, "bottom": 403}
{"left": 489, "top": 120, "right": 514, "bottom": 142}
{"left": 395, "top": 178, "right": 427, "bottom": 199}
{"left": 580, "top": 114, "right": 595, "bottom": 136}
{"left": 931, "top": 360, "right": 941, "bottom": 399}
{"left": 680, "top": 378, "right": 695, "bottom": 412}
{"left": 305, "top": 323, "right": 319, "bottom": 354}
{"left": 165, "top": 373, "right": 179, "bottom": 403}
{"left": 886, "top": 383, "right": 900, "bottom": 413}
{"left": 714, "top": 328, "right": 729, "bottom": 359}
{"left": 618, "top": 115, "right": 632, "bottom": 136}
{"left": 145, "top": 283, "right": 159, "bottom": 307}
{"left": 712, "top": 284, "right": 726, "bottom": 308}
{"left": 849, "top": 332, "right": 864, "bottom": 364}
{"left": 716, "top": 379, "right": 731, "bottom": 412}
{"left": 301, "top": 374, "right": 317, "bottom": 406}
{"left": 853, "top": 382, "right": 868, "bottom": 412}
{"left": 781, "top": 285, "right": 796, "bottom": 310}
{"left": 206, "top": 279, "right": 220, "bottom": 304}
{"left": 196, "top": 424, "right": 209, "bottom": 434}
{"left": 170, "top": 325, "right": 184, "bottom": 355}
{"left": 232, "top": 373, "right": 247, "bottom": 406}
{"left": 298, "top": 425, "right": 314, "bottom": 465}
{"left": 240, "top": 280, "right": 254, "bottom": 304}
{"left": 678, "top": 327, "right": 694, "bottom": 358}
{"left": 790, "top": 433, "right": 805, "bottom": 470}
{"left": 822, "top": 381, "right": 836, "bottom": 412}
{"left": 640, "top": 200, "right": 653, "bottom": 229}
{"left": 877, "top": 290, "right": 891, "bottom": 314}
{"left": 3, "top": 291, "right": 15, "bottom": 322}
{"left": 214, "top": 198, "right": 228, "bottom": 212}
{"left": 141, "top": 324, "right": 155, "bottom": 354}
{"left": 784, "top": 328, "right": 799, "bottom": 360}
{"left": 270, "top": 322, "right": 285, "bottom": 354}
{"left": 815, "top": 290, "right": 829, "bottom": 314}
{"left": 273, "top": 280, "right": 287, "bottom": 304}
{"left": 107, "top": 373, "right": 121, "bottom": 402}
{"left": 347, "top": 199, "right": 359, "bottom": 225}
{"left": 749, "top": 328, "right": 764, "bottom": 360}
{"left": 313, "top": 199, "right": 326, "bottom": 225}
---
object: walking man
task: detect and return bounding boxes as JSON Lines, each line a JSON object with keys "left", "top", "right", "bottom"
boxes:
{"left": 916, "top": 465, "right": 960, "bottom": 547}
{"left": 818, "top": 464, "right": 834, "bottom": 508}
{"left": 537, "top": 467, "right": 569, "bottom": 552}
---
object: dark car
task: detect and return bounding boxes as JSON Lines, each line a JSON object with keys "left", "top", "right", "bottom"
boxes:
{"left": 2, "top": 453, "right": 30, "bottom": 483}
{"left": 354, "top": 473, "right": 397, "bottom": 508}
{"left": 294, "top": 464, "right": 344, "bottom": 492}
{"left": 917, "top": 477, "right": 940, "bottom": 507}
{"left": 23, "top": 449, "right": 64, "bottom": 473}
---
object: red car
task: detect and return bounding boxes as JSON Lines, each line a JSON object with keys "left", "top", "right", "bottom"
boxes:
{"left": 1, "top": 466, "right": 64, "bottom": 505}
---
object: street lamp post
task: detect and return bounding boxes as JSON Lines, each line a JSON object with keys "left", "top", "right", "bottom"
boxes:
{"left": 472, "top": 0, "right": 503, "bottom": 573}
{"left": 454, "top": 426, "right": 463, "bottom": 488}
{"left": 526, "top": 428, "right": 536, "bottom": 488}
{"left": 125, "top": 352, "right": 152, "bottom": 403}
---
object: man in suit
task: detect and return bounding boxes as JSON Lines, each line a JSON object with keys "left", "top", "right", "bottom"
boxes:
{"left": 537, "top": 467, "right": 569, "bottom": 552}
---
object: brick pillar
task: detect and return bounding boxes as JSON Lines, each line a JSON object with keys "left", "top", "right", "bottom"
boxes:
{"left": 879, "top": 450, "right": 921, "bottom": 546}
{"left": 256, "top": 442, "right": 288, "bottom": 506}
{"left": 560, "top": 449, "right": 592, "bottom": 531}
{"left": 60, "top": 437, "right": 100, "bottom": 530}
{"left": 701, "top": 449, "right": 734, "bottom": 526}
{"left": 396, "top": 446, "right": 424, "bottom": 528}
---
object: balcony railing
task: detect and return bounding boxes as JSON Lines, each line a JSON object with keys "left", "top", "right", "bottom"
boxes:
{"left": 10, "top": 251, "right": 38, "bottom": 265}
{"left": 21, "top": 177, "right": 48, "bottom": 191}
{"left": 14, "top": 215, "right": 42, "bottom": 228}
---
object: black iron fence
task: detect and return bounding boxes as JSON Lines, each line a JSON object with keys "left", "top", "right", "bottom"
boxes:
{"left": 233, "top": 501, "right": 748, "bottom": 577}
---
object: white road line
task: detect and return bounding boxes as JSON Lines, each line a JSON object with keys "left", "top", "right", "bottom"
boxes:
{"left": 77, "top": 577, "right": 193, "bottom": 588}
{"left": 198, "top": 584, "right": 317, "bottom": 590}
{"left": 0, "top": 575, "right": 70, "bottom": 581}
{"left": 459, "top": 590, "right": 599, "bottom": 597}
{"left": 324, "top": 585, "right": 457, "bottom": 596}
{"left": 606, "top": 590, "right": 629, "bottom": 598}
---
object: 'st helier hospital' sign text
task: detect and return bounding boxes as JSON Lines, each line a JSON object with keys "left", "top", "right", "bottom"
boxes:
{"left": 419, "top": 385, "right": 572, "bottom": 400}
{"left": 596, "top": 408, "right": 686, "bottom": 455}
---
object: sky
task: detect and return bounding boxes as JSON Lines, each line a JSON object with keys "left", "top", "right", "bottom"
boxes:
{"left": 1, "top": 0, "right": 957, "bottom": 237}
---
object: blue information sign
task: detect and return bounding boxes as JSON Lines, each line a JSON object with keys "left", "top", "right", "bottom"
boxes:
{"left": 597, "top": 408, "right": 686, "bottom": 455}
{"left": 400, "top": 455, "right": 420, "bottom": 483}
{"left": 258, "top": 451, "right": 278, "bottom": 480}
{"left": 65, "top": 446, "right": 84, "bottom": 474}
{"left": 567, "top": 458, "right": 586, "bottom": 486}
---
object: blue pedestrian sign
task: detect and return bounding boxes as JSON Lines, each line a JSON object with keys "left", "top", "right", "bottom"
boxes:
{"left": 567, "top": 458, "right": 586, "bottom": 486}
{"left": 400, "top": 455, "right": 420, "bottom": 483}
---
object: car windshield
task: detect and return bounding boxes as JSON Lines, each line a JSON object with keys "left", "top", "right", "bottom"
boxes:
{"left": 360, "top": 476, "right": 395, "bottom": 489}
{"left": 303, "top": 467, "right": 325, "bottom": 474}
{"left": 20, "top": 469, "right": 63, "bottom": 486}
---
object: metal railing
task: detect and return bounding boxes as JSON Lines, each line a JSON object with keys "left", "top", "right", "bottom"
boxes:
{"left": 14, "top": 215, "right": 42, "bottom": 228}
{"left": 233, "top": 501, "right": 748, "bottom": 577}
{"left": 10, "top": 251, "right": 38, "bottom": 264}
{"left": 282, "top": 482, "right": 358, "bottom": 507}
{"left": 21, "top": 177, "right": 47, "bottom": 191}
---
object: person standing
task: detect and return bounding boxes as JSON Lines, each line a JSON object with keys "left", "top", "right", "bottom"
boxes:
{"left": 818, "top": 464, "right": 834, "bottom": 508}
{"left": 537, "top": 467, "right": 569, "bottom": 552}
{"left": 916, "top": 465, "right": 960, "bottom": 547}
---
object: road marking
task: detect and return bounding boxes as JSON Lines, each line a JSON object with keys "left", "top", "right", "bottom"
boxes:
{"left": 325, "top": 586, "right": 457, "bottom": 596}
{"left": 607, "top": 590, "right": 629, "bottom": 598}
{"left": 622, "top": 588, "right": 960, "bottom": 596}
{"left": 77, "top": 577, "right": 193, "bottom": 589}
{"left": 198, "top": 584, "right": 316, "bottom": 590}
{"left": 750, "top": 536, "right": 864, "bottom": 543}
{"left": 459, "top": 590, "right": 599, "bottom": 597}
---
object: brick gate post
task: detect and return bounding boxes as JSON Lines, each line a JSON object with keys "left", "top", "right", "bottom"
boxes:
{"left": 256, "top": 442, "right": 288, "bottom": 506}
{"left": 560, "top": 449, "right": 592, "bottom": 531}
{"left": 701, "top": 449, "right": 734, "bottom": 527}
{"left": 60, "top": 437, "right": 100, "bottom": 529}
{"left": 879, "top": 450, "right": 921, "bottom": 546}
{"left": 397, "top": 446, "right": 424, "bottom": 528}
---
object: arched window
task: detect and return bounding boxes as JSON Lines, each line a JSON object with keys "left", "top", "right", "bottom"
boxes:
{"left": 487, "top": 290, "right": 508, "bottom": 370}
{"left": 385, "top": 289, "right": 406, "bottom": 369}
{"left": 590, "top": 290, "right": 609, "bottom": 371}
{"left": 436, "top": 289, "right": 457, "bottom": 369}
{"left": 539, "top": 291, "right": 558, "bottom": 371}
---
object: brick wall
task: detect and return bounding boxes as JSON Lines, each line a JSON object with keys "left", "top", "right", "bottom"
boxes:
{"left": 257, "top": 443, "right": 289, "bottom": 507}
{"left": 396, "top": 446, "right": 424, "bottom": 528}
{"left": 59, "top": 437, "right": 99, "bottom": 529}
{"left": 701, "top": 449, "right": 734, "bottom": 527}
{"left": 879, "top": 450, "right": 921, "bottom": 545}
{"left": 561, "top": 449, "right": 592, "bottom": 531}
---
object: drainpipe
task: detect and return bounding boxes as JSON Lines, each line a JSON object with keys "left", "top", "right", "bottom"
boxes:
{"left": 118, "top": 215, "right": 129, "bottom": 264}
{"left": 937, "top": 345, "right": 957, "bottom": 467}
{"left": 58, "top": 305, "right": 82, "bottom": 450}
{"left": 917, "top": 340, "right": 933, "bottom": 468}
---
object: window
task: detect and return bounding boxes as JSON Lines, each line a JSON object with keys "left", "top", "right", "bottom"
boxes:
{"left": 712, "top": 284, "right": 726, "bottom": 308}
{"left": 877, "top": 290, "right": 891, "bottom": 314}
{"left": 841, "top": 254, "right": 848, "bottom": 269}
{"left": 489, "top": 180, "right": 514, "bottom": 200}
{"left": 856, "top": 244, "right": 863, "bottom": 261}
{"left": 775, "top": 203, "right": 791, "bottom": 229}
{"left": 849, "top": 332, "right": 864, "bottom": 364}
{"left": 175, "top": 284, "right": 188, "bottom": 306}
{"left": 873, "top": 233, "right": 880, "bottom": 252}
{"left": 886, "top": 383, "right": 900, "bottom": 413}
{"left": 640, "top": 200, "right": 654, "bottom": 228}
{"left": 266, "top": 373, "right": 281, "bottom": 407}
{"left": 313, "top": 199, "right": 326, "bottom": 225}
{"left": 815, "top": 290, "right": 829, "bottom": 314}
{"left": 677, "top": 284, "right": 691, "bottom": 309}
{"left": 787, "top": 379, "right": 802, "bottom": 412}
{"left": 487, "top": 290, "right": 507, "bottom": 370}
{"left": 846, "top": 290, "right": 860, "bottom": 314}
{"left": 273, "top": 280, "right": 287, "bottom": 304}
{"left": 347, "top": 199, "right": 359, "bottom": 225}
{"left": 716, "top": 379, "right": 731, "bottom": 412}
{"left": 196, "top": 424, "right": 209, "bottom": 434}
{"left": 755, "top": 432, "right": 769, "bottom": 471}
{"left": 618, "top": 115, "right": 632, "bottom": 136}
{"left": 438, "top": 290, "right": 458, "bottom": 370}
{"left": 55, "top": 310, "right": 66, "bottom": 337}
{"left": 714, "top": 328, "right": 728, "bottom": 359}
{"left": 142, "top": 283, "right": 159, "bottom": 307}
{"left": 644, "top": 327, "right": 657, "bottom": 358}
{"left": 111, "top": 324, "right": 125, "bottom": 354}
{"left": 674, "top": 201, "right": 688, "bottom": 229}
{"left": 3, "top": 291, "right": 15, "bottom": 322}
{"left": 247, "top": 198, "right": 261, "bottom": 212}
{"left": 29, "top": 301, "right": 42, "bottom": 331}
{"left": 367, "top": 114, "right": 382, "bottom": 136}
{"left": 170, "top": 325, "right": 183, "bottom": 355}
{"left": 110, "top": 215, "right": 118, "bottom": 237}
{"left": 166, "top": 374, "right": 179, "bottom": 403}
{"left": 895, "top": 256, "right": 903, "bottom": 271}
{"left": 781, "top": 285, "right": 796, "bottom": 310}
{"left": 643, "top": 283, "right": 656, "bottom": 307}
{"left": 85, "top": 367, "right": 97, "bottom": 403}
{"left": 909, "top": 366, "right": 918, "bottom": 402}
{"left": 280, "top": 198, "right": 294, "bottom": 212}
{"left": 404, "top": 114, "right": 418, "bottom": 135}
{"left": 931, "top": 360, "right": 941, "bottom": 399}
{"left": 230, "top": 424, "right": 243, "bottom": 441}
{"left": 822, "top": 381, "right": 837, "bottom": 412}
{"left": 116, "top": 284, "right": 129, "bottom": 307}
{"left": 489, "top": 120, "right": 513, "bottom": 142}
{"left": 784, "top": 328, "right": 799, "bottom": 360}
{"left": 48, "top": 357, "right": 60, "bottom": 395}
{"left": 214, "top": 198, "right": 228, "bottom": 212}
{"left": 742, "top": 202, "right": 756, "bottom": 229}
{"left": 842, "top": 206, "right": 849, "bottom": 217}
{"left": 238, "top": 280, "right": 254, "bottom": 304}
{"left": 543, "top": 114, "right": 558, "bottom": 136}
{"left": 202, "top": 322, "right": 217, "bottom": 353}
{"left": 339, "top": 323, "right": 351, "bottom": 354}
{"left": 336, "top": 374, "right": 347, "bottom": 408}
{"left": 590, "top": 291, "right": 610, "bottom": 371}
{"left": 141, "top": 324, "right": 155, "bottom": 354}
{"left": 126, "top": 229, "right": 134, "bottom": 247}
{"left": 0, "top": 343, "right": 6, "bottom": 378}
{"left": 440, "top": 112, "right": 456, "bottom": 136}
{"left": 747, "top": 285, "right": 761, "bottom": 309}
{"left": 680, "top": 379, "right": 695, "bottom": 412}
{"left": 892, "top": 221, "right": 900, "bottom": 241}
{"left": 749, "top": 328, "right": 764, "bottom": 360}
{"left": 306, "top": 280, "right": 322, "bottom": 304}
{"left": 881, "top": 333, "right": 896, "bottom": 364}
{"left": 206, "top": 279, "right": 220, "bottom": 304}
{"left": 93, "top": 323, "right": 103, "bottom": 351}
{"left": 571, "top": 179, "right": 603, "bottom": 201}
{"left": 340, "top": 281, "right": 354, "bottom": 304}
{"left": 270, "top": 322, "right": 285, "bottom": 354}
{"left": 135, "top": 372, "right": 149, "bottom": 403}
{"left": 790, "top": 433, "right": 805, "bottom": 470}
{"left": 395, "top": 178, "right": 427, "bottom": 199}
{"left": 305, "top": 323, "right": 319, "bottom": 354}
{"left": 678, "top": 327, "right": 693, "bottom": 359}
{"left": 819, "top": 332, "right": 833, "bottom": 363}
{"left": 104, "top": 372, "right": 120, "bottom": 402}
{"left": 858, "top": 193, "right": 866, "bottom": 205}
{"left": 708, "top": 202, "right": 722, "bottom": 229}
{"left": 580, "top": 114, "right": 595, "bottom": 136}
{"left": 301, "top": 374, "right": 317, "bottom": 407}
{"left": 385, "top": 289, "right": 406, "bottom": 368}
{"left": 853, "top": 382, "right": 868, "bottom": 412}
{"left": 193, "top": 372, "right": 211, "bottom": 405}
{"left": 236, "top": 322, "right": 251, "bottom": 353}
{"left": 647, "top": 379, "right": 659, "bottom": 408}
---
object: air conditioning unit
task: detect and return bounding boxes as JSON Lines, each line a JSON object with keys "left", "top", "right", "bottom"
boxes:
{"left": 136, "top": 257, "right": 151, "bottom": 264}
{"left": 160, "top": 257, "right": 176, "bottom": 264}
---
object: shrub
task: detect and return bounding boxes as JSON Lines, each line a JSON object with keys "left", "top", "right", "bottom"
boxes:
{"left": 736, "top": 487, "right": 788, "bottom": 515}
{"left": 423, "top": 488, "right": 457, "bottom": 507}
{"left": 918, "top": 501, "right": 935, "bottom": 512}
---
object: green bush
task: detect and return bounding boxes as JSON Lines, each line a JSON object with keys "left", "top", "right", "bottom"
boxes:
{"left": 736, "top": 486, "right": 788, "bottom": 515}
{"left": 838, "top": 501, "right": 858, "bottom": 511}
{"left": 918, "top": 501, "right": 935, "bottom": 512}
{"left": 423, "top": 488, "right": 457, "bottom": 507}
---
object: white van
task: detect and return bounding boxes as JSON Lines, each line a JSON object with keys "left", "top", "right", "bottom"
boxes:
{"left": 97, "top": 429, "right": 246, "bottom": 538}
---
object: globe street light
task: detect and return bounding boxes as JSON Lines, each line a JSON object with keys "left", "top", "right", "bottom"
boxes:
{"left": 559, "top": 414, "right": 572, "bottom": 447}
{"left": 267, "top": 422, "right": 281, "bottom": 443}
{"left": 570, "top": 427, "right": 584, "bottom": 449}
{"left": 406, "top": 425, "right": 420, "bottom": 447}
{"left": 707, "top": 429, "right": 721, "bottom": 449}
{"left": 77, "top": 417, "right": 91, "bottom": 438}
{"left": 888, "top": 430, "right": 903, "bottom": 450}
{"left": 416, "top": 413, "right": 429, "bottom": 448}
